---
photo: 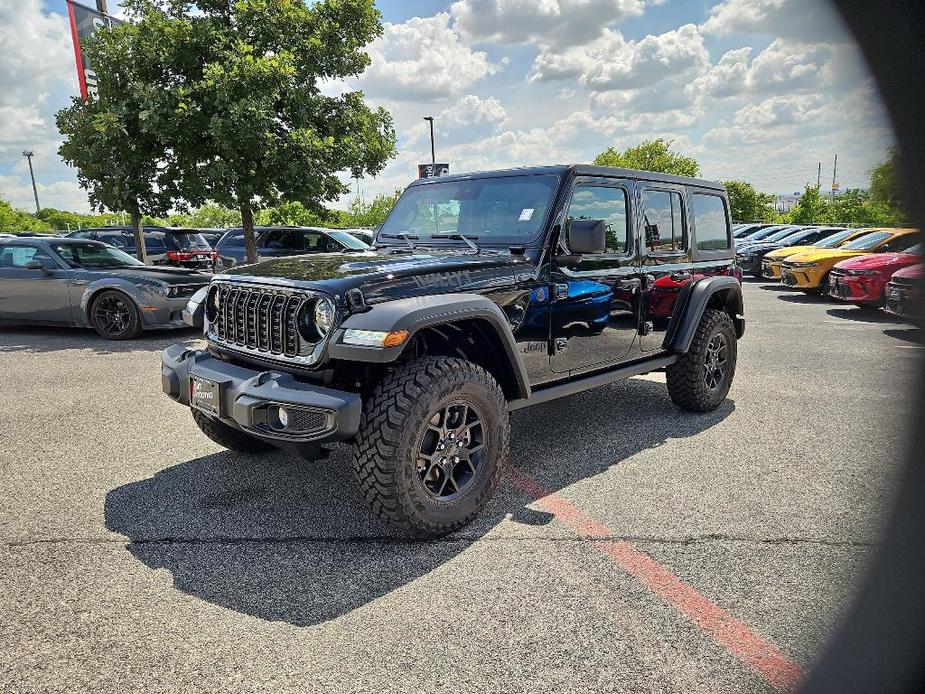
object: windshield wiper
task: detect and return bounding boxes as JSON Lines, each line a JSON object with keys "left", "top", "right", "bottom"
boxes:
{"left": 431, "top": 233, "right": 480, "bottom": 253}
{"left": 378, "top": 233, "right": 418, "bottom": 250}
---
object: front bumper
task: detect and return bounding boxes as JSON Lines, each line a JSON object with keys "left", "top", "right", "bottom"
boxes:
{"left": 161, "top": 344, "right": 361, "bottom": 444}
{"left": 762, "top": 260, "right": 783, "bottom": 280}
{"left": 781, "top": 266, "right": 825, "bottom": 288}
{"left": 140, "top": 296, "right": 201, "bottom": 330}
{"left": 885, "top": 282, "right": 920, "bottom": 317}
{"left": 828, "top": 273, "right": 885, "bottom": 304}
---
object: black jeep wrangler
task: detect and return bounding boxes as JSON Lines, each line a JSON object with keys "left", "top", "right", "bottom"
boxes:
{"left": 162, "top": 165, "right": 743, "bottom": 537}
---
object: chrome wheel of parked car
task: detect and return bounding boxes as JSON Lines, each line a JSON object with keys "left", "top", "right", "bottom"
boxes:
{"left": 90, "top": 290, "right": 143, "bottom": 340}
{"left": 417, "top": 401, "right": 485, "bottom": 501}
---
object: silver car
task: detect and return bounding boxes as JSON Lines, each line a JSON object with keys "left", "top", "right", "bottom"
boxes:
{"left": 0, "top": 237, "right": 209, "bottom": 340}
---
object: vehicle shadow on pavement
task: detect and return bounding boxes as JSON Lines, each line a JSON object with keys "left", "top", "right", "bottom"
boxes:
{"left": 825, "top": 307, "right": 901, "bottom": 324}
{"left": 775, "top": 293, "right": 830, "bottom": 305}
{"left": 0, "top": 325, "right": 201, "bottom": 355}
{"left": 104, "top": 379, "right": 734, "bottom": 627}
{"left": 883, "top": 327, "right": 922, "bottom": 344}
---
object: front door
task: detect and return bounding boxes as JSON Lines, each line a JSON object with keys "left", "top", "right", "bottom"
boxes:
{"left": 0, "top": 244, "right": 74, "bottom": 323}
{"left": 550, "top": 177, "right": 640, "bottom": 374}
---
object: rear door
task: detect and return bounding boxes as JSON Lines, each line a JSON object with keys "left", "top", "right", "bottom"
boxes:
{"left": 258, "top": 229, "right": 305, "bottom": 259}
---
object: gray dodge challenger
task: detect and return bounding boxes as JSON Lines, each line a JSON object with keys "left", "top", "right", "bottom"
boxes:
{"left": 0, "top": 237, "right": 209, "bottom": 340}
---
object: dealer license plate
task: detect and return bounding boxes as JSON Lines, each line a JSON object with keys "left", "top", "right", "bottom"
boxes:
{"left": 190, "top": 375, "right": 221, "bottom": 415}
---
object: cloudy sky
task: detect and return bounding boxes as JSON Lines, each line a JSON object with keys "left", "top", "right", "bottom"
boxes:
{"left": 0, "top": 0, "right": 894, "bottom": 213}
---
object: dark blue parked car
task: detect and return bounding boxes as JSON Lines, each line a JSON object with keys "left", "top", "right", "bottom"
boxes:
{"left": 214, "top": 226, "right": 370, "bottom": 269}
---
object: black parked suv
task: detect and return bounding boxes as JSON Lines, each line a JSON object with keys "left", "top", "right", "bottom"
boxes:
{"left": 68, "top": 226, "right": 215, "bottom": 270}
{"left": 214, "top": 226, "right": 369, "bottom": 269}
{"left": 163, "top": 165, "right": 744, "bottom": 537}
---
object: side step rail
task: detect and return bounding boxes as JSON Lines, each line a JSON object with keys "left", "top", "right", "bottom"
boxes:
{"left": 507, "top": 353, "right": 678, "bottom": 411}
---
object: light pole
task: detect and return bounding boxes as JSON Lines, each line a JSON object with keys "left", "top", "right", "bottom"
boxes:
{"left": 423, "top": 116, "right": 435, "bottom": 165}
{"left": 22, "top": 150, "right": 40, "bottom": 213}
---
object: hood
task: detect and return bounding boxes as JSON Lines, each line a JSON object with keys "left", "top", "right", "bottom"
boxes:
{"left": 104, "top": 266, "right": 210, "bottom": 285}
{"left": 217, "top": 249, "right": 526, "bottom": 303}
{"left": 833, "top": 251, "right": 920, "bottom": 272}
{"left": 892, "top": 263, "right": 923, "bottom": 280}
{"left": 765, "top": 245, "right": 816, "bottom": 260}
{"left": 784, "top": 248, "right": 868, "bottom": 264}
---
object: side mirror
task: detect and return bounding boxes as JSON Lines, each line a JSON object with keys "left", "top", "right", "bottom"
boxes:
{"left": 567, "top": 219, "right": 607, "bottom": 255}
{"left": 25, "top": 260, "right": 49, "bottom": 272}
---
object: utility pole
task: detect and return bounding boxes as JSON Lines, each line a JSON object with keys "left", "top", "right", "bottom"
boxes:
{"left": 22, "top": 150, "right": 40, "bottom": 213}
{"left": 95, "top": 0, "right": 110, "bottom": 25}
{"left": 831, "top": 154, "right": 838, "bottom": 201}
{"left": 423, "top": 116, "right": 436, "bottom": 165}
{"left": 817, "top": 162, "right": 821, "bottom": 188}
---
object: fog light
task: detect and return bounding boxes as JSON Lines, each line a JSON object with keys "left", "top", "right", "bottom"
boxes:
{"left": 277, "top": 407, "right": 289, "bottom": 428}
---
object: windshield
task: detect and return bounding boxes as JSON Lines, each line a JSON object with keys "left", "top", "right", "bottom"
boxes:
{"left": 841, "top": 231, "right": 893, "bottom": 250}
{"left": 168, "top": 232, "right": 211, "bottom": 250}
{"left": 763, "top": 227, "right": 802, "bottom": 242}
{"left": 379, "top": 175, "right": 560, "bottom": 244}
{"left": 743, "top": 225, "right": 787, "bottom": 241}
{"left": 814, "top": 229, "right": 855, "bottom": 247}
{"left": 325, "top": 230, "right": 369, "bottom": 250}
{"left": 53, "top": 242, "right": 143, "bottom": 268}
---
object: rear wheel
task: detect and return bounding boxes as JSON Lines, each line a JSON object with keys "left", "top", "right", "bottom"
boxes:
{"left": 352, "top": 356, "right": 509, "bottom": 537}
{"left": 90, "top": 290, "right": 143, "bottom": 340}
{"left": 191, "top": 409, "right": 275, "bottom": 453}
{"left": 667, "top": 309, "right": 737, "bottom": 412}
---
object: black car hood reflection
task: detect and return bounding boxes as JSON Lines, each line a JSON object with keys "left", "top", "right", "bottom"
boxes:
{"left": 218, "top": 249, "right": 527, "bottom": 302}
{"left": 101, "top": 266, "right": 209, "bottom": 285}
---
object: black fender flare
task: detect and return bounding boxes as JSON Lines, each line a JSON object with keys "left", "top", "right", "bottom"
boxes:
{"left": 327, "top": 293, "right": 531, "bottom": 399}
{"left": 662, "top": 276, "right": 745, "bottom": 353}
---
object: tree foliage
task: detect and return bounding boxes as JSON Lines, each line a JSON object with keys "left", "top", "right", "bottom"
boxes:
{"left": 787, "top": 185, "right": 828, "bottom": 224}
{"left": 722, "top": 180, "right": 777, "bottom": 222}
{"left": 56, "top": 17, "right": 183, "bottom": 261}
{"left": 344, "top": 190, "right": 402, "bottom": 228}
{"left": 868, "top": 146, "right": 906, "bottom": 213}
{"left": 594, "top": 138, "right": 700, "bottom": 177}
{"left": 0, "top": 198, "right": 52, "bottom": 232}
{"left": 119, "top": 0, "right": 397, "bottom": 263}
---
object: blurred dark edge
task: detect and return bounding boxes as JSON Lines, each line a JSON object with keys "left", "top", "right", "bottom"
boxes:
{"left": 805, "top": 1, "right": 925, "bottom": 692}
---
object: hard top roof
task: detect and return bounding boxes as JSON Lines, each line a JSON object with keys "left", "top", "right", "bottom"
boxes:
{"left": 407, "top": 164, "right": 725, "bottom": 191}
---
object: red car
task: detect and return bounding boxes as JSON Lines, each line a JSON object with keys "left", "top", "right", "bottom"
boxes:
{"left": 884, "top": 263, "right": 922, "bottom": 318}
{"left": 828, "top": 244, "right": 921, "bottom": 307}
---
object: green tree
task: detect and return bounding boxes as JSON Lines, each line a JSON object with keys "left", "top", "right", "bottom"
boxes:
{"left": 56, "top": 17, "right": 182, "bottom": 263}
{"left": 787, "top": 185, "right": 829, "bottom": 224}
{"left": 0, "top": 198, "right": 51, "bottom": 232}
{"left": 722, "top": 180, "right": 778, "bottom": 223}
{"left": 868, "top": 147, "right": 906, "bottom": 220}
{"left": 162, "top": 204, "right": 243, "bottom": 229}
{"left": 343, "top": 190, "right": 402, "bottom": 228}
{"left": 827, "top": 189, "right": 902, "bottom": 227}
{"left": 122, "top": 0, "right": 397, "bottom": 264}
{"left": 256, "top": 201, "right": 339, "bottom": 227}
{"left": 594, "top": 138, "right": 700, "bottom": 177}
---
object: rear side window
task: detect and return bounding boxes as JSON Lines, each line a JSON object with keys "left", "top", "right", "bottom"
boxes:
{"left": 642, "top": 190, "right": 685, "bottom": 252}
{"left": 222, "top": 230, "right": 246, "bottom": 248}
{"left": 144, "top": 233, "right": 167, "bottom": 252}
{"left": 263, "top": 229, "right": 303, "bottom": 250}
{"left": 691, "top": 194, "right": 730, "bottom": 251}
{"left": 0, "top": 245, "right": 54, "bottom": 268}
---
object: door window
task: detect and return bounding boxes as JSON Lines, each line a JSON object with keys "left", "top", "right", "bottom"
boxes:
{"left": 642, "top": 190, "right": 685, "bottom": 252}
{"left": 691, "top": 193, "right": 730, "bottom": 251}
{"left": 566, "top": 185, "right": 629, "bottom": 254}
{"left": 0, "top": 245, "right": 55, "bottom": 268}
{"left": 262, "top": 229, "right": 304, "bottom": 250}
{"left": 304, "top": 231, "right": 340, "bottom": 253}
{"left": 879, "top": 234, "right": 920, "bottom": 253}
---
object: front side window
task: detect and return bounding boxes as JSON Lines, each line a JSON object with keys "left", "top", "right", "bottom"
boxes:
{"left": 691, "top": 194, "right": 729, "bottom": 251}
{"left": 53, "top": 242, "right": 142, "bottom": 268}
{"left": 879, "top": 234, "right": 920, "bottom": 253}
{"left": 380, "top": 175, "right": 559, "bottom": 244}
{"left": 842, "top": 231, "right": 893, "bottom": 250}
{"left": 566, "top": 185, "right": 629, "bottom": 254}
{"left": 642, "top": 190, "right": 685, "bottom": 252}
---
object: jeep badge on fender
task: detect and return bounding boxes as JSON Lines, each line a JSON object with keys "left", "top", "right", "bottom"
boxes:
{"left": 162, "top": 165, "right": 744, "bottom": 537}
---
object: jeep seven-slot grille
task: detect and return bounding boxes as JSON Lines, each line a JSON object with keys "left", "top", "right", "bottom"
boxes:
{"left": 214, "top": 285, "right": 307, "bottom": 357}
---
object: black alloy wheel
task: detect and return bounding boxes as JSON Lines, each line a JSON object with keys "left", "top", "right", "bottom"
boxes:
{"left": 704, "top": 333, "right": 729, "bottom": 391}
{"left": 417, "top": 401, "right": 485, "bottom": 500}
{"left": 90, "top": 290, "right": 143, "bottom": 340}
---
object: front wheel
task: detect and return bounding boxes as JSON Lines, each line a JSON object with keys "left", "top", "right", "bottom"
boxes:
{"left": 666, "top": 309, "right": 737, "bottom": 412}
{"left": 352, "top": 357, "right": 510, "bottom": 538}
{"left": 90, "top": 289, "right": 143, "bottom": 340}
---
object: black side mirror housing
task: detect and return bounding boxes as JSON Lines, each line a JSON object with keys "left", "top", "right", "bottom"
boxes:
{"left": 567, "top": 219, "right": 607, "bottom": 255}
{"left": 25, "top": 260, "right": 49, "bottom": 272}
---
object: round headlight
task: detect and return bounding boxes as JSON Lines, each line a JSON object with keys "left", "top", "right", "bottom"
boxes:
{"left": 205, "top": 285, "right": 220, "bottom": 322}
{"left": 314, "top": 297, "right": 335, "bottom": 337}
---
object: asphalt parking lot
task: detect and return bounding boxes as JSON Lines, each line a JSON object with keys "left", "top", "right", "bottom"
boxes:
{"left": 1, "top": 281, "right": 921, "bottom": 693}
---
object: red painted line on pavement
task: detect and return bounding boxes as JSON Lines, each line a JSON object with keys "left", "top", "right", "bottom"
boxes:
{"left": 506, "top": 467, "right": 805, "bottom": 692}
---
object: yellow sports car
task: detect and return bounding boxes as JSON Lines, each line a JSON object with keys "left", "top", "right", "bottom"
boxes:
{"left": 780, "top": 228, "right": 920, "bottom": 292}
{"left": 761, "top": 227, "right": 881, "bottom": 280}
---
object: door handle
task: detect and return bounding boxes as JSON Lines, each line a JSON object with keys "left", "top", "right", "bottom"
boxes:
{"left": 669, "top": 272, "right": 692, "bottom": 282}
{"left": 618, "top": 278, "right": 642, "bottom": 290}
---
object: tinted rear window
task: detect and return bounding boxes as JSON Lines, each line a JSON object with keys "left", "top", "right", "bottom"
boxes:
{"left": 691, "top": 193, "right": 729, "bottom": 251}
{"left": 166, "top": 232, "right": 211, "bottom": 250}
